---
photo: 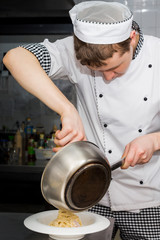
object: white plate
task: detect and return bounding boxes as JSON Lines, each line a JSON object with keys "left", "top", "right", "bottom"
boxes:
{"left": 24, "top": 210, "right": 110, "bottom": 240}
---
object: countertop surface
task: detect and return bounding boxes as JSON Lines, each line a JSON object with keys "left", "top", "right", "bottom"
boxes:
{"left": 0, "top": 163, "right": 45, "bottom": 173}
{"left": 0, "top": 164, "right": 45, "bottom": 182}
{"left": 0, "top": 212, "right": 114, "bottom": 240}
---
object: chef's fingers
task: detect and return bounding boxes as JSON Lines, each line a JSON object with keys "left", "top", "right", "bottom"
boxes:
{"left": 54, "top": 130, "right": 87, "bottom": 147}
{"left": 55, "top": 129, "right": 67, "bottom": 140}
{"left": 52, "top": 146, "right": 62, "bottom": 152}
{"left": 121, "top": 145, "right": 129, "bottom": 169}
{"left": 53, "top": 137, "right": 87, "bottom": 152}
{"left": 55, "top": 126, "right": 86, "bottom": 140}
{"left": 53, "top": 136, "right": 87, "bottom": 153}
{"left": 54, "top": 135, "right": 87, "bottom": 147}
{"left": 121, "top": 145, "right": 136, "bottom": 169}
{"left": 133, "top": 152, "right": 151, "bottom": 165}
{"left": 122, "top": 148, "right": 147, "bottom": 169}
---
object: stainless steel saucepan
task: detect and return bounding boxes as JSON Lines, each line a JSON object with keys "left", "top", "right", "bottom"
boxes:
{"left": 41, "top": 141, "right": 124, "bottom": 212}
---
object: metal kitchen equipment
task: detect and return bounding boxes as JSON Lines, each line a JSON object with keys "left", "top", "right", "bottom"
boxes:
{"left": 41, "top": 141, "right": 123, "bottom": 212}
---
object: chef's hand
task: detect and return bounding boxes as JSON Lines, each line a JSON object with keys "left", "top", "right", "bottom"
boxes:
{"left": 53, "top": 107, "right": 87, "bottom": 152}
{"left": 121, "top": 132, "right": 160, "bottom": 169}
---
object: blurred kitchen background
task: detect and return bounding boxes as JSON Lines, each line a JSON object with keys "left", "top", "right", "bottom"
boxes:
{"left": 1, "top": 0, "right": 160, "bottom": 136}
{"left": 0, "top": 0, "right": 159, "bottom": 227}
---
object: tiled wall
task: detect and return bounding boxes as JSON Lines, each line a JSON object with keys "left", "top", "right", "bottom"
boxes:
{"left": 115, "top": 0, "right": 160, "bottom": 37}
{"left": 0, "top": 0, "right": 160, "bottom": 133}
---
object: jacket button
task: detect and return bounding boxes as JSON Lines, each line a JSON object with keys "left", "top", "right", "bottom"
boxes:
{"left": 104, "top": 123, "right": 108, "bottom": 128}
{"left": 148, "top": 64, "right": 152, "bottom": 68}
{"left": 99, "top": 94, "right": 103, "bottom": 98}
{"left": 138, "top": 129, "right": 142, "bottom": 133}
{"left": 140, "top": 180, "right": 143, "bottom": 185}
{"left": 108, "top": 150, "right": 112, "bottom": 154}
{"left": 144, "top": 97, "right": 148, "bottom": 101}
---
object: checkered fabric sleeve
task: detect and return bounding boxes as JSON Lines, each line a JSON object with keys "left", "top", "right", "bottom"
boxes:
{"left": 20, "top": 43, "right": 51, "bottom": 75}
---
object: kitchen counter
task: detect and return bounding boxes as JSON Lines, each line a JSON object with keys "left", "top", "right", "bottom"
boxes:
{"left": 0, "top": 212, "right": 114, "bottom": 240}
{"left": 0, "top": 164, "right": 44, "bottom": 179}
{"left": 0, "top": 163, "right": 44, "bottom": 170}
{"left": 0, "top": 164, "right": 46, "bottom": 208}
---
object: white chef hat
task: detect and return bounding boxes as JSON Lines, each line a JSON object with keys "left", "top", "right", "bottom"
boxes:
{"left": 69, "top": 1, "right": 133, "bottom": 44}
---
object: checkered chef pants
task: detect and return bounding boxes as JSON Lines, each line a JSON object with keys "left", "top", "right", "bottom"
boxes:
{"left": 88, "top": 204, "right": 160, "bottom": 240}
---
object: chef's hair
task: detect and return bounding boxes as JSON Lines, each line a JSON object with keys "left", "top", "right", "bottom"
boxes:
{"left": 74, "top": 34, "right": 131, "bottom": 68}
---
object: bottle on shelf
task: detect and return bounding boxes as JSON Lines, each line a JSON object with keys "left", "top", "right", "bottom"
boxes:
{"left": 38, "top": 134, "right": 45, "bottom": 149}
{"left": 27, "top": 138, "right": 36, "bottom": 165}
{"left": 49, "top": 124, "right": 59, "bottom": 148}
{"left": 24, "top": 117, "right": 34, "bottom": 161}
{"left": 32, "top": 128, "right": 39, "bottom": 148}
{"left": 7, "top": 135, "right": 14, "bottom": 164}
{"left": 20, "top": 121, "right": 26, "bottom": 164}
{"left": 0, "top": 139, "right": 9, "bottom": 164}
{"left": 14, "top": 128, "right": 23, "bottom": 164}
{"left": 25, "top": 117, "right": 33, "bottom": 133}
{"left": 50, "top": 125, "right": 57, "bottom": 139}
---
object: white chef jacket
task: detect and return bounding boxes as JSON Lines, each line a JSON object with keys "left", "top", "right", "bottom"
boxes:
{"left": 42, "top": 35, "right": 160, "bottom": 211}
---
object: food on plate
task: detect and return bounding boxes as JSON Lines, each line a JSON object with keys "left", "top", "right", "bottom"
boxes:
{"left": 49, "top": 209, "right": 82, "bottom": 228}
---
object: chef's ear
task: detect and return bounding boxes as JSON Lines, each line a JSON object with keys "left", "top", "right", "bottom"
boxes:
{"left": 130, "top": 30, "right": 136, "bottom": 45}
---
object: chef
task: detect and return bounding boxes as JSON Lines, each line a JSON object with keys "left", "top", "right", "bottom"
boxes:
{"left": 3, "top": 1, "right": 160, "bottom": 239}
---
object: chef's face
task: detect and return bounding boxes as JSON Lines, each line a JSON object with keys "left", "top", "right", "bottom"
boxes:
{"left": 87, "top": 47, "right": 133, "bottom": 81}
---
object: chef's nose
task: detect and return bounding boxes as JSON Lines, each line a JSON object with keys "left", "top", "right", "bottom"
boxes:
{"left": 103, "top": 71, "right": 116, "bottom": 81}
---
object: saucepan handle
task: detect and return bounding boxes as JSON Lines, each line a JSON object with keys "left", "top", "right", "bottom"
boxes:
{"left": 110, "top": 157, "right": 125, "bottom": 171}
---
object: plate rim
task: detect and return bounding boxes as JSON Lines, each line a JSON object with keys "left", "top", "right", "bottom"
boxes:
{"left": 24, "top": 210, "right": 110, "bottom": 236}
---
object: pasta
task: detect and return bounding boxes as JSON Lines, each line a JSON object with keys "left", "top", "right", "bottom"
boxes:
{"left": 49, "top": 209, "right": 82, "bottom": 228}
